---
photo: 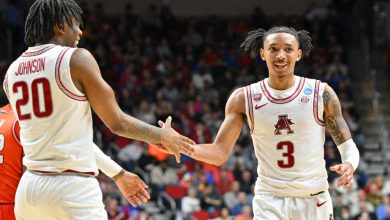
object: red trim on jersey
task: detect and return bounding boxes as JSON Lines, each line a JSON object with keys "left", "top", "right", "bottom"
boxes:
{"left": 246, "top": 86, "right": 254, "bottom": 134}
{"left": 250, "top": 85, "right": 256, "bottom": 134}
{"left": 3, "top": 73, "right": 9, "bottom": 99}
{"left": 314, "top": 80, "right": 325, "bottom": 126}
{"left": 11, "top": 120, "right": 22, "bottom": 147}
{"left": 32, "top": 169, "right": 96, "bottom": 176}
{"left": 55, "top": 48, "right": 87, "bottom": 101}
{"left": 21, "top": 45, "right": 56, "bottom": 57}
{"left": 245, "top": 86, "right": 252, "bottom": 132}
{"left": 260, "top": 77, "right": 305, "bottom": 104}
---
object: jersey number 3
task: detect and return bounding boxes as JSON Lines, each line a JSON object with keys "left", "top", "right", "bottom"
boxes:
{"left": 277, "top": 141, "right": 294, "bottom": 168}
{"left": 12, "top": 78, "right": 53, "bottom": 120}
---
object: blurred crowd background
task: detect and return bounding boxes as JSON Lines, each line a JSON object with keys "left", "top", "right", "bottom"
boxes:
{"left": 1, "top": 0, "right": 390, "bottom": 219}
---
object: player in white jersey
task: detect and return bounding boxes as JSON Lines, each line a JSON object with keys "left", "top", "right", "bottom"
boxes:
{"left": 3, "top": 0, "right": 194, "bottom": 219}
{"left": 159, "top": 26, "right": 360, "bottom": 220}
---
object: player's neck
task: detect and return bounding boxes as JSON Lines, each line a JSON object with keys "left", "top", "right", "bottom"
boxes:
{"left": 35, "top": 38, "right": 63, "bottom": 47}
{"left": 267, "top": 74, "right": 296, "bottom": 90}
{"left": 47, "top": 39, "right": 62, "bottom": 46}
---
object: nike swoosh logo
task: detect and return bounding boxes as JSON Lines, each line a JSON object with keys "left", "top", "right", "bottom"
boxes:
{"left": 316, "top": 200, "right": 327, "bottom": 207}
{"left": 310, "top": 191, "right": 324, "bottom": 196}
{"left": 255, "top": 103, "right": 268, "bottom": 110}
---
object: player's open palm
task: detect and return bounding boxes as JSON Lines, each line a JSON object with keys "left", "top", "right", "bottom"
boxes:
{"left": 114, "top": 171, "right": 150, "bottom": 207}
{"left": 330, "top": 162, "right": 354, "bottom": 189}
{"left": 159, "top": 116, "right": 195, "bottom": 162}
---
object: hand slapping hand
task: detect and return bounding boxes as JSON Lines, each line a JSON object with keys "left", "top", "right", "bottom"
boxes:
{"left": 157, "top": 116, "right": 195, "bottom": 162}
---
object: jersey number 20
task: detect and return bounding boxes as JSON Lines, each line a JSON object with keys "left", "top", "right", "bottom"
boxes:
{"left": 277, "top": 141, "right": 294, "bottom": 168}
{"left": 12, "top": 78, "right": 53, "bottom": 120}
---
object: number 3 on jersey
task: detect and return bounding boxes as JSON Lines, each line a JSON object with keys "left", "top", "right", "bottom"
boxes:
{"left": 277, "top": 141, "right": 294, "bottom": 168}
{"left": 0, "top": 134, "right": 4, "bottom": 164}
{"left": 12, "top": 78, "right": 53, "bottom": 120}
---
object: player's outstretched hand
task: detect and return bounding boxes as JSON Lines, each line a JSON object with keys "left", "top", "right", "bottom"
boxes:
{"left": 113, "top": 170, "right": 150, "bottom": 207}
{"left": 330, "top": 162, "right": 354, "bottom": 189}
{"left": 158, "top": 116, "right": 195, "bottom": 163}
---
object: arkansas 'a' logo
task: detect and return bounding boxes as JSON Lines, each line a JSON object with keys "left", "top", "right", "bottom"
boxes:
{"left": 274, "top": 114, "right": 294, "bottom": 135}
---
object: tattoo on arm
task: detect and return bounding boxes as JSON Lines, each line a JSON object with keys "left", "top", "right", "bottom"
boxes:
{"left": 133, "top": 122, "right": 161, "bottom": 143}
{"left": 119, "top": 116, "right": 161, "bottom": 144}
{"left": 323, "top": 87, "right": 351, "bottom": 145}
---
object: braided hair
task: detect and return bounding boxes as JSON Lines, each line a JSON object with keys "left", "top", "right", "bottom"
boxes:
{"left": 25, "top": 0, "right": 83, "bottom": 46}
{"left": 240, "top": 26, "right": 313, "bottom": 58}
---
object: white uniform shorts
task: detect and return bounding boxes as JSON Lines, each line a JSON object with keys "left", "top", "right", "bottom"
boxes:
{"left": 252, "top": 191, "right": 333, "bottom": 220}
{"left": 14, "top": 170, "right": 107, "bottom": 220}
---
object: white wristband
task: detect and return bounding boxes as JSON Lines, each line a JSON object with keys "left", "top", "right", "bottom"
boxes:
{"left": 93, "top": 144, "right": 122, "bottom": 178}
{"left": 337, "top": 139, "right": 360, "bottom": 171}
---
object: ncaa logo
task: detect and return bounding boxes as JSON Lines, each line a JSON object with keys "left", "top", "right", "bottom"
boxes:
{"left": 304, "top": 88, "right": 312, "bottom": 95}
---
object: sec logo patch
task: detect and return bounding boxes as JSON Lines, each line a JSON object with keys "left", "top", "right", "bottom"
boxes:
{"left": 300, "top": 96, "right": 310, "bottom": 104}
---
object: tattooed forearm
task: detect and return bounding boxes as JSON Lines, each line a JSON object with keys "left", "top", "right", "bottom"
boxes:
{"left": 323, "top": 87, "right": 352, "bottom": 145}
{"left": 117, "top": 115, "right": 161, "bottom": 144}
{"left": 131, "top": 121, "right": 161, "bottom": 143}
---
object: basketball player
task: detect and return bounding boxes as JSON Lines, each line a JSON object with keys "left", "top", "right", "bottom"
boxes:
{"left": 0, "top": 103, "right": 150, "bottom": 219}
{"left": 3, "top": 0, "right": 194, "bottom": 219}
{"left": 0, "top": 91, "right": 151, "bottom": 219}
{"left": 0, "top": 96, "right": 23, "bottom": 220}
{"left": 159, "top": 26, "right": 360, "bottom": 220}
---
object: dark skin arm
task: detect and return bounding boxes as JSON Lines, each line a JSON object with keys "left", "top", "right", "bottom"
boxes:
{"left": 323, "top": 85, "right": 355, "bottom": 189}
{"left": 159, "top": 88, "right": 246, "bottom": 166}
{"left": 70, "top": 48, "right": 195, "bottom": 162}
{"left": 49, "top": 22, "right": 194, "bottom": 207}
{"left": 323, "top": 85, "right": 352, "bottom": 145}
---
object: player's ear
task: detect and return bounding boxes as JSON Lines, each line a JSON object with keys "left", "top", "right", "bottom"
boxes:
{"left": 296, "top": 49, "right": 302, "bottom": 62}
{"left": 53, "top": 23, "right": 65, "bottom": 35}
{"left": 260, "top": 48, "right": 266, "bottom": 61}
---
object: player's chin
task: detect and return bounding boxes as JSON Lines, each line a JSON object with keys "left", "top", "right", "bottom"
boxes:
{"left": 274, "top": 67, "right": 293, "bottom": 75}
{"left": 273, "top": 69, "right": 290, "bottom": 77}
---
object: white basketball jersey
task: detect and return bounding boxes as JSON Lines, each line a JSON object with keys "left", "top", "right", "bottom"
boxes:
{"left": 244, "top": 76, "right": 328, "bottom": 197}
{"left": 4, "top": 44, "right": 98, "bottom": 174}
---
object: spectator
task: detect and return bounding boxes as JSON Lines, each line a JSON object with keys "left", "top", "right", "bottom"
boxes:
{"left": 234, "top": 205, "right": 252, "bottom": 220}
{"left": 181, "top": 187, "right": 201, "bottom": 219}
{"left": 150, "top": 160, "right": 178, "bottom": 190}
{"left": 376, "top": 194, "right": 390, "bottom": 220}
{"left": 223, "top": 181, "right": 241, "bottom": 211}
{"left": 365, "top": 174, "right": 385, "bottom": 207}
{"left": 200, "top": 184, "right": 223, "bottom": 215}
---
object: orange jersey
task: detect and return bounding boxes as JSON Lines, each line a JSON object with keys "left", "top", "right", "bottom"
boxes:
{"left": 0, "top": 104, "right": 23, "bottom": 203}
